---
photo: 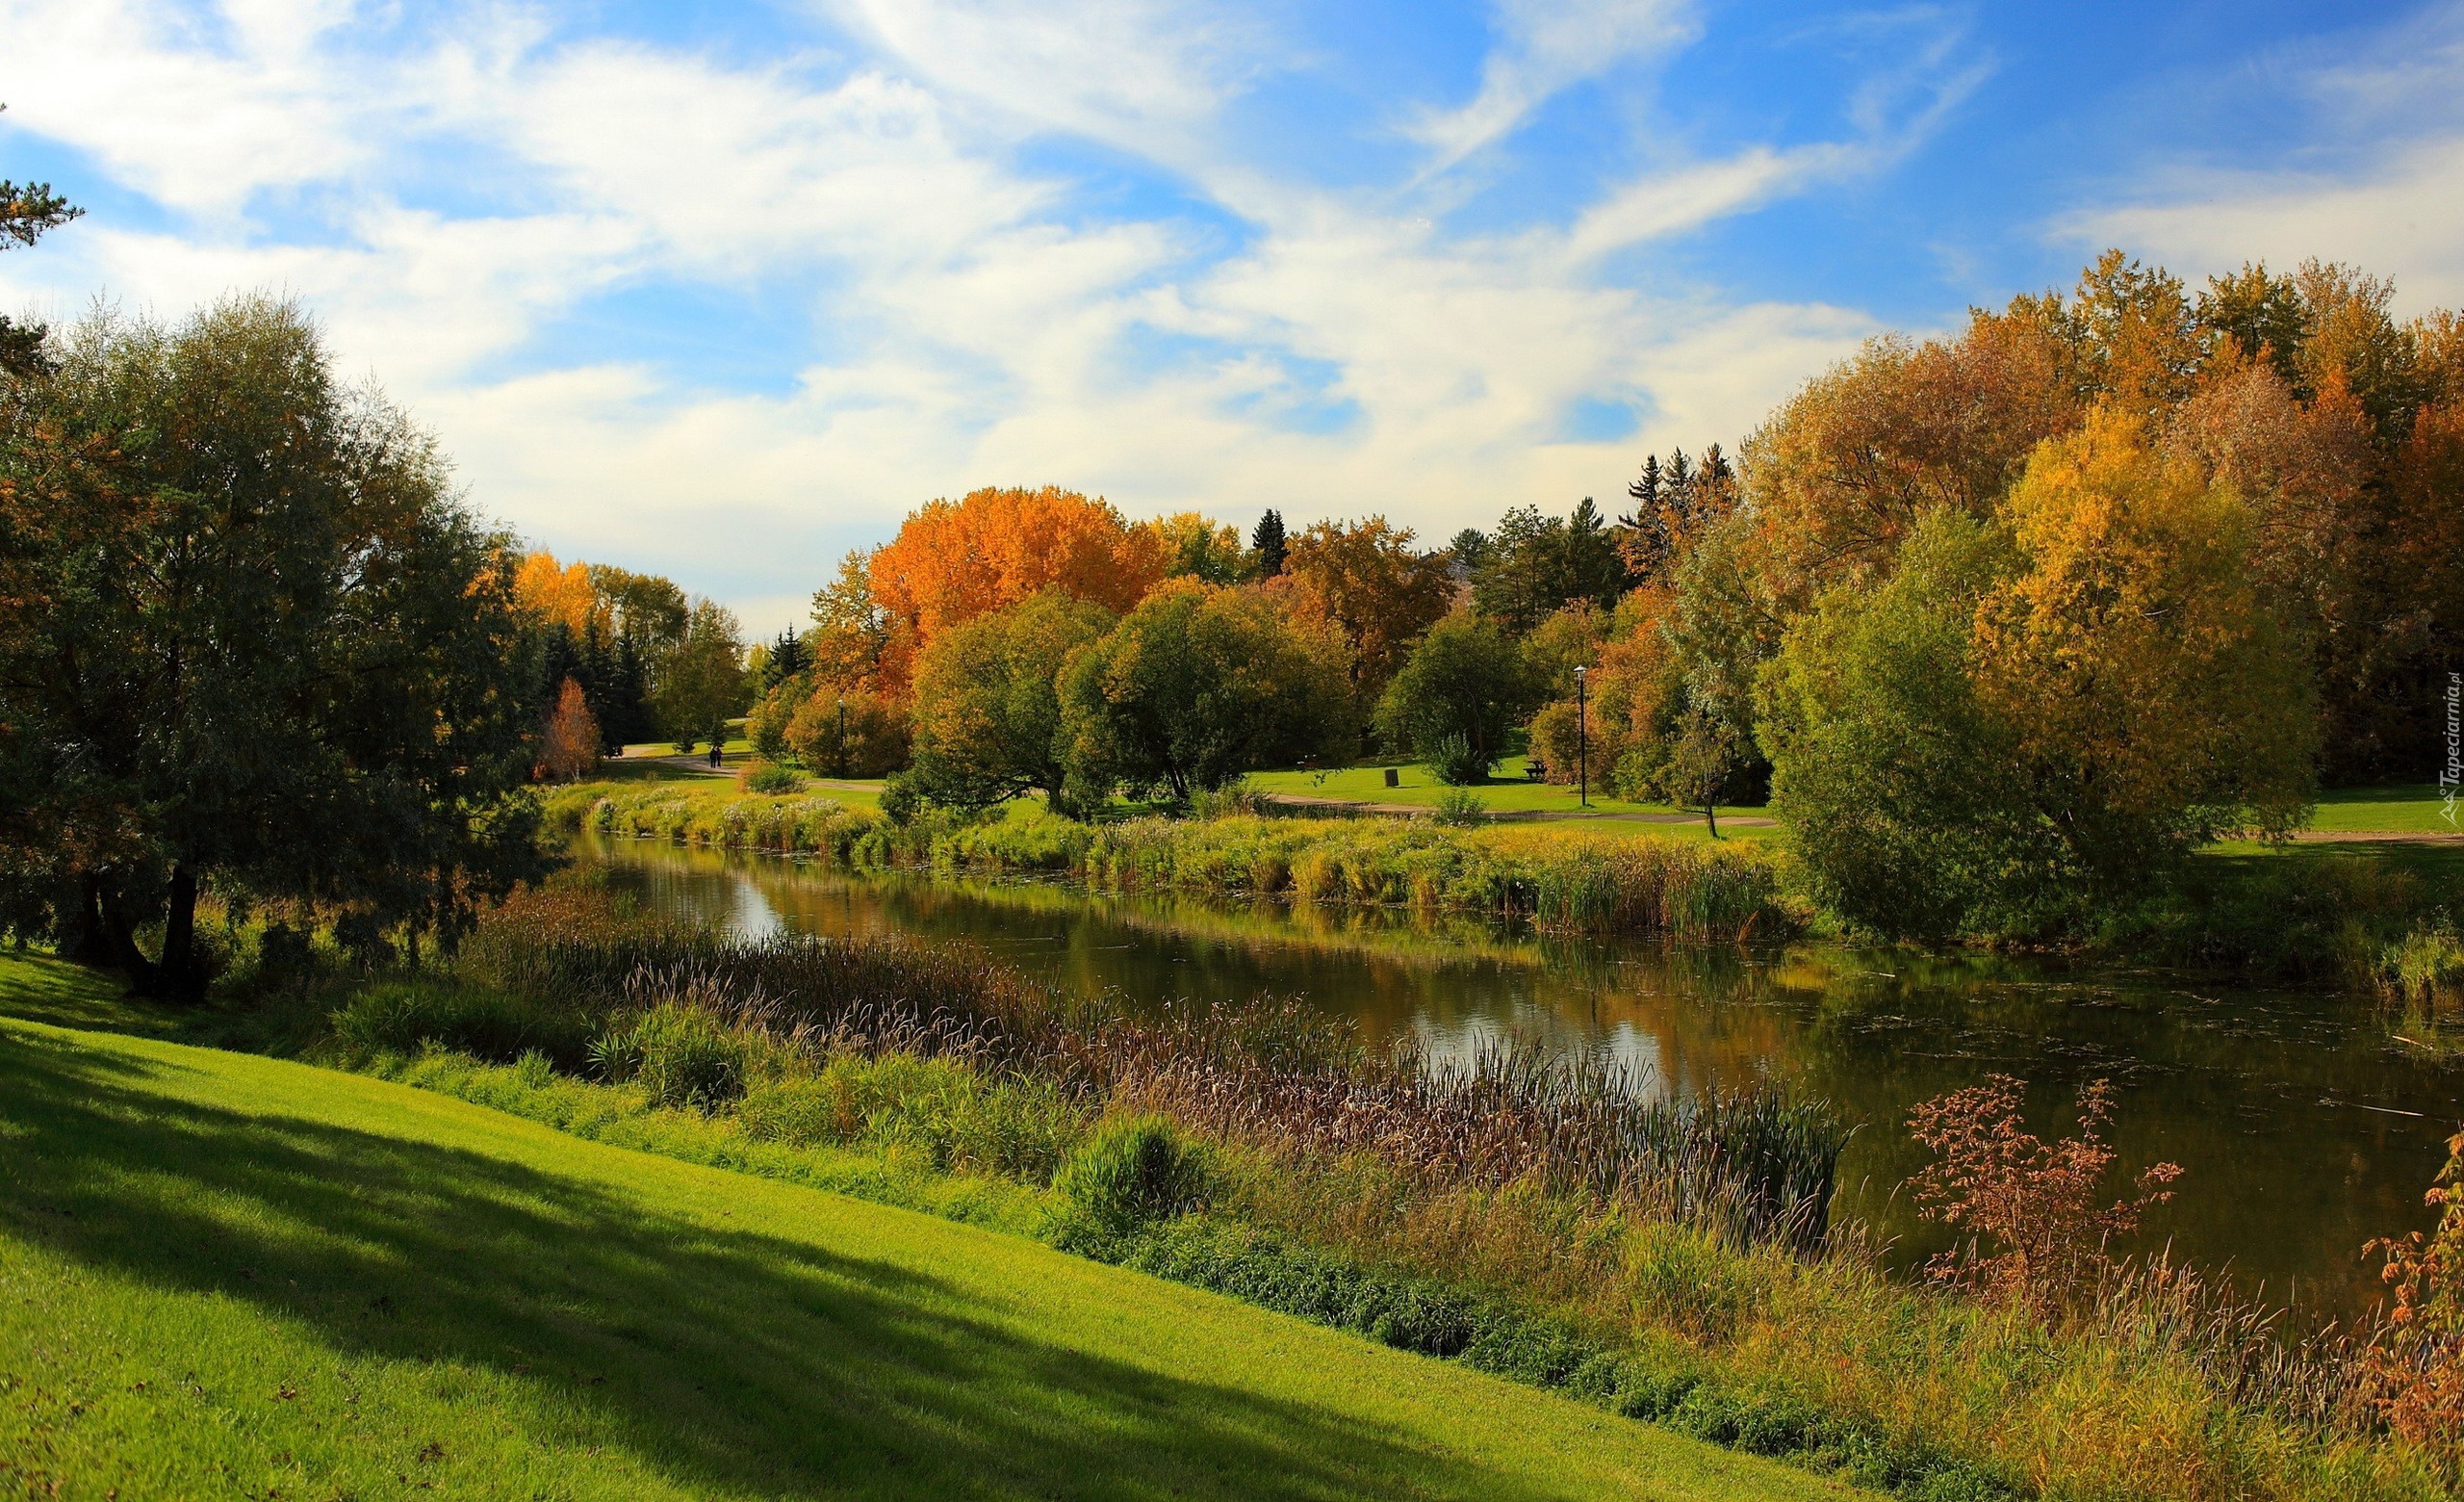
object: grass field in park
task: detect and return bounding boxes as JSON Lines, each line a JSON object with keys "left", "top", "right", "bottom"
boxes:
{"left": 1244, "top": 757, "right": 1763, "bottom": 822}
{"left": 0, "top": 965, "right": 1854, "bottom": 1502}
{"left": 2307, "top": 784, "right": 2460, "bottom": 834}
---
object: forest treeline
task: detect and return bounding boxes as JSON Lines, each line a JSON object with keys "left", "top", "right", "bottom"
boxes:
{"left": 5, "top": 235, "right": 2461, "bottom": 975}
{"left": 680, "top": 250, "right": 2464, "bottom": 938}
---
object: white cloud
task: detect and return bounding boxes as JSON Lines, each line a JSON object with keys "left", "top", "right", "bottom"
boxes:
{"left": 0, "top": 0, "right": 1900, "bottom": 636}
{"left": 2059, "top": 4, "right": 2464, "bottom": 314}
{"left": 2071, "top": 138, "right": 2464, "bottom": 311}
{"left": 1410, "top": 0, "right": 1695, "bottom": 172}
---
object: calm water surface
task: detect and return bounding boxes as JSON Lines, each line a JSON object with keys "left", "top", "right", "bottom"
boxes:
{"left": 579, "top": 833, "right": 2464, "bottom": 1317}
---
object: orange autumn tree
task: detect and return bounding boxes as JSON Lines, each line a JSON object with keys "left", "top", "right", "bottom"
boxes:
{"left": 512, "top": 550, "right": 601, "bottom": 636}
{"left": 864, "top": 486, "right": 1168, "bottom": 698}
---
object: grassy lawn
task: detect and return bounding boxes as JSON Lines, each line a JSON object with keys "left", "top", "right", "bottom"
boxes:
{"left": 2308, "top": 784, "right": 2459, "bottom": 834}
{"left": 0, "top": 967, "right": 1850, "bottom": 1502}
{"left": 1245, "top": 758, "right": 1764, "bottom": 823}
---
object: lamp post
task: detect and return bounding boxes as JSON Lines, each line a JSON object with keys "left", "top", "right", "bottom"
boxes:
{"left": 836, "top": 698, "right": 848, "bottom": 779}
{"left": 1574, "top": 665, "right": 1588, "bottom": 809}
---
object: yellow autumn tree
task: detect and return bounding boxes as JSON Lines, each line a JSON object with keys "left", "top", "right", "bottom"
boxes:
{"left": 512, "top": 551, "right": 600, "bottom": 636}
{"left": 1974, "top": 408, "right": 2317, "bottom": 870}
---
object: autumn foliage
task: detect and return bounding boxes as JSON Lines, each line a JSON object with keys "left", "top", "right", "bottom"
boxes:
{"left": 1907, "top": 1074, "right": 2181, "bottom": 1318}
{"left": 535, "top": 678, "right": 601, "bottom": 783}
{"left": 2363, "top": 1132, "right": 2464, "bottom": 1463}
{"left": 864, "top": 486, "right": 1167, "bottom": 696}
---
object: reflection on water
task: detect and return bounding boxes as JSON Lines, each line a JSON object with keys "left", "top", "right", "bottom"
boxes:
{"left": 581, "top": 833, "right": 2464, "bottom": 1316}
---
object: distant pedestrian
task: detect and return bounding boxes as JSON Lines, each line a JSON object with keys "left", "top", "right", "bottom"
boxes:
{"left": 708, "top": 742, "right": 722, "bottom": 769}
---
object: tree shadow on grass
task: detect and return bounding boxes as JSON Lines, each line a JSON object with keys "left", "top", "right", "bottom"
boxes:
{"left": 0, "top": 1031, "right": 1596, "bottom": 1502}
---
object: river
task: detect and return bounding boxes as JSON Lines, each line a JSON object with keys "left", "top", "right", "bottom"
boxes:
{"left": 578, "top": 832, "right": 2464, "bottom": 1318}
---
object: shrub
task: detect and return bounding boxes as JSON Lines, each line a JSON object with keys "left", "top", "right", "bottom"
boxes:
{"left": 1430, "top": 786, "right": 1487, "bottom": 826}
{"left": 1053, "top": 1114, "right": 1218, "bottom": 1244}
{"left": 1428, "top": 731, "right": 1492, "bottom": 787}
{"left": 2379, "top": 913, "right": 2464, "bottom": 1013}
{"left": 594, "top": 1003, "right": 748, "bottom": 1112}
{"left": 2363, "top": 1129, "right": 2464, "bottom": 1470}
{"left": 737, "top": 762, "right": 806, "bottom": 795}
{"left": 330, "top": 980, "right": 588, "bottom": 1068}
{"left": 1907, "top": 1075, "right": 2180, "bottom": 1317}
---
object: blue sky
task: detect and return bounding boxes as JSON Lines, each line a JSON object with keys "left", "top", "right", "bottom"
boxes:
{"left": 3, "top": 0, "right": 2459, "bottom": 632}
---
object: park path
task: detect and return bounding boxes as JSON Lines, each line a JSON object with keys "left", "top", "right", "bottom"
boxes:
{"left": 1257, "top": 792, "right": 1778, "bottom": 827}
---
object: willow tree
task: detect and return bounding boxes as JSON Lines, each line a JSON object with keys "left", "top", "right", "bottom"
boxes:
{"left": 0, "top": 296, "right": 545, "bottom": 997}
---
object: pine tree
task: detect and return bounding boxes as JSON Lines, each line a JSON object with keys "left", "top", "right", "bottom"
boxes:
{"left": 1251, "top": 509, "right": 1288, "bottom": 578}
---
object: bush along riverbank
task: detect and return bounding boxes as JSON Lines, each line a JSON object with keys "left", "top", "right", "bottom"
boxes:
{"left": 541, "top": 782, "right": 1792, "bottom": 941}
{"left": 160, "top": 874, "right": 2454, "bottom": 1502}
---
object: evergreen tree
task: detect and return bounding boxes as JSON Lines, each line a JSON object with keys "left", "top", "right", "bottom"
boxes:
{"left": 0, "top": 105, "right": 80, "bottom": 377}
{"left": 1251, "top": 509, "right": 1288, "bottom": 578}
{"left": 762, "top": 629, "right": 809, "bottom": 691}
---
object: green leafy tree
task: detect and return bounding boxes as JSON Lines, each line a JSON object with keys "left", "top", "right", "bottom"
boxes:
{"left": 652, "top": 599, "right": 748, "bottom": 752}
{"left": 1759, "top": 419, "right": 2315, "bottom": 939}
{"left": 1059, "top": 581, "right": 1353, "bottom": 802}
{"left": 0, "top": 106, "right": 80, "bottom": 378}
{"left": 1373, "top": 612, "right": 1532, "bottom": 782}
{"left": 909, "top": 591, "right": 1116, "bottom": 812}
{"left": 1470, "top": 498, "right": 1630, "bottom": 633}
{"left": 0, "top": 296, "right": 546, "bottom": 996}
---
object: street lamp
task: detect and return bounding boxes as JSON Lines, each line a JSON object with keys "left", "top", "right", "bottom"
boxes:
{"left": 1574, "top": 665, "right": 1588, "bottom": 810}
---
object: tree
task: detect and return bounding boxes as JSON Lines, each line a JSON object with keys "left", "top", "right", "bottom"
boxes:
{"left": 1470, "top": 499, "right": 1630, "bottom": 633}
{"left": 1059, "top": 581, "right": 1354, "bottom": 802}
{"left": 1281, "top": 516, "right": 1451, "bottom": 703}
{"left": 783, "top": 689, "right": 909, "bottom": 778}
{"left": 0, "top": 296, "right": 547, "bottom": 996}
{"left": 1618, "top": 446, "right": 1736, "bottom": 583}
{"left": 865, "top": 485, "right": 1167, "bottom": 698}
{"left": 1143, "top": 512, "right": 1246, "bottom": 584}
{"left": 1758, "top": 419, "right": 2317, "bottom": 940}
{"left": 908, "top": 591, "right": 1116, "bottom": 811}
{"left": 1650, "top": 704, "right": 1748, "bottom": 837}
{"left": 760, "top": 630, "right": 809, "bottom": 693}
{"left": 1373, "top": 611, "right": 1533, "bottom": 782}
{"left": 652, "top": 599, "right": 748, "bottom": 752}
{"left": 1250, "top": 509, "right": 1288, "bottom": 578}
{"left": 0, "top": 107, "right": 81, "bottom": 378}
{"left": 537, "top": 679, "right": 602, "bottom": 782}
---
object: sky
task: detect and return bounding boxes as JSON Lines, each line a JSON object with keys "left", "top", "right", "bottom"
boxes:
{"left": 3, "top": 0, "right": 2461, "bottom": 634}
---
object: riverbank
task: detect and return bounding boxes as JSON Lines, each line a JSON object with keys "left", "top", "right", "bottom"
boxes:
{"left": 542, "top": 782, "right": 1794, "bottom": 941}
{"left": 7, "top": 882, "right": 2448, "bottom": 1502}
{"left": 541, "top": 777, "right": 2462, "bottom": 994}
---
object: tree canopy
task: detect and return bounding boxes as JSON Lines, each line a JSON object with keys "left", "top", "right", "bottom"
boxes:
{"left": 0, "top": 296, "right": 546, "bottom": 994}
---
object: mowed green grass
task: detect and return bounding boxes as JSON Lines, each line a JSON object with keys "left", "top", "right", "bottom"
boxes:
{"left": 1245, "top": 759, "right": 1766, "bottom": 825}
{"left": 2308, "top": 784, "right": 2460, "bottom": 834}
{"left": 0, "top": 1000, "right": 1855, "bottom": 1499}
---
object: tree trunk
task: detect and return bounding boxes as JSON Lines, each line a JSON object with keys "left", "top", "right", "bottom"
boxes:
{"left": 96, "top": 885, "right": 161, "bottom": 994}
{"left": 160, "top": 863, "right": 206, "bottom": 1003}
{"left": 60, "top": 874, "right": 116, "bottom": 966}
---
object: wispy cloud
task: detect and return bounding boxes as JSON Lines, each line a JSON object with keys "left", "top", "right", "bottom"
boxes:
{"left": 0, "top": 0, "right": 1979, "bottom": 632}
{"left": 2063, "top": 4, "right": 2464, "bottom": 309}
{"left": 1408, "top": 0, "right": 1696, "bottom": 173}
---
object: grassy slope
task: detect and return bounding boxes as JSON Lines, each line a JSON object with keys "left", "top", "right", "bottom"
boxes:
{"left": 0, "top": 970, "right": 1853, "bottom": 1502}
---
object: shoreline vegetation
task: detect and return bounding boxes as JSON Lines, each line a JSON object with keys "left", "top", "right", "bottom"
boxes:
{"left": 7, "top": 870, "right": 2451, "bottom": 1502}
{"left": 540, "top": 777, "right": 2462, "bottom": 1001}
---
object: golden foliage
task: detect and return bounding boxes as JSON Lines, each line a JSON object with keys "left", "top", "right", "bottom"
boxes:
{"left": 512, "top": 551, "right": 600, "bottom": 636}
{"left": 1975, "top": 408, "right": 2318, "bottom": 842}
